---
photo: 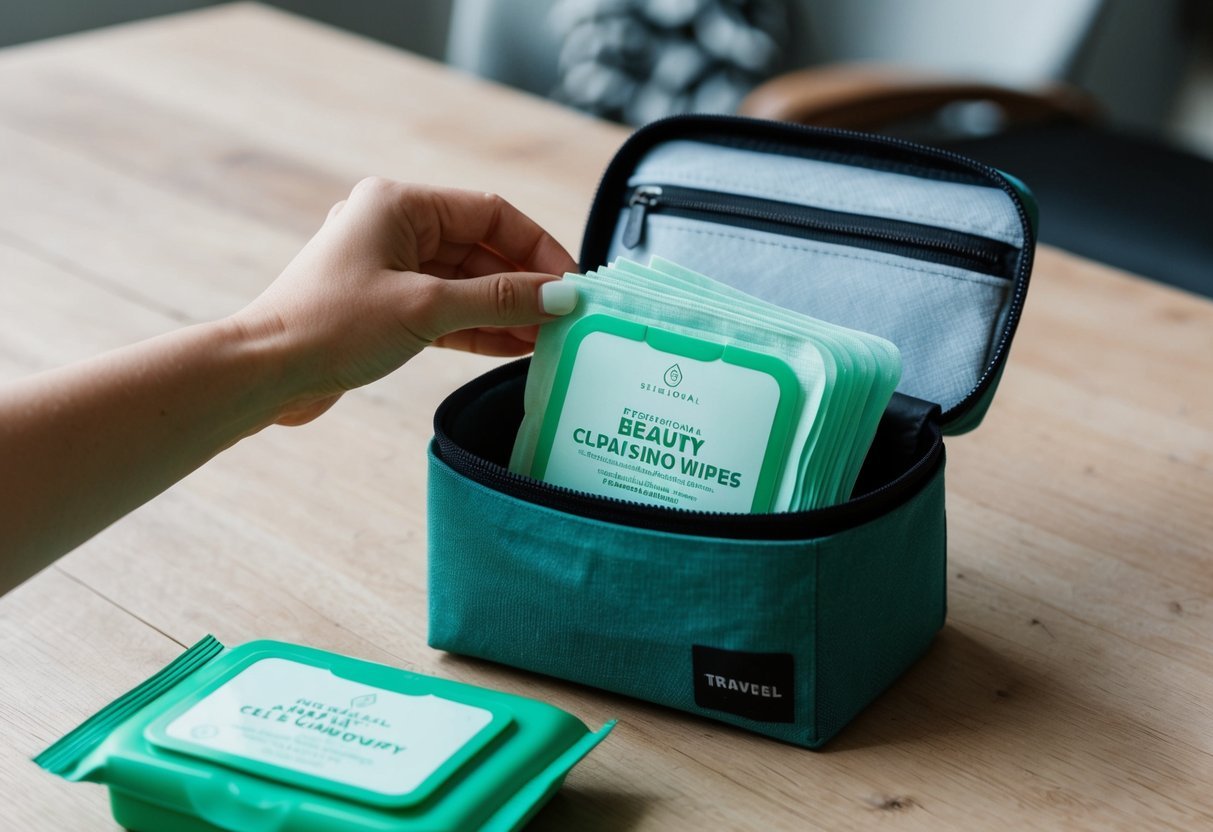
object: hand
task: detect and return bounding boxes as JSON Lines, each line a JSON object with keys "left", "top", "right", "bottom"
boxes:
{"left": 232, "top": 177, "right": 579, "bottom": 425}
{"left": 0, "top": 178, "right": 580, "bottom": 588}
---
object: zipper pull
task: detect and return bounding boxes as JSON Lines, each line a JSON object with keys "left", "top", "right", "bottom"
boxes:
{"left": 622, "top": 186, "right": 661, "bottom": 249}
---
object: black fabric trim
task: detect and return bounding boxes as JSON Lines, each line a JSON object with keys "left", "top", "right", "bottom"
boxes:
{"left": 432, "top": 359, "right": 944, "bottom": 542}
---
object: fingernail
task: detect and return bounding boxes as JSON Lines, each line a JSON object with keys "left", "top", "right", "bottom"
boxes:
{"left": 540, "top": 280, "right": 578, "bottom": 316}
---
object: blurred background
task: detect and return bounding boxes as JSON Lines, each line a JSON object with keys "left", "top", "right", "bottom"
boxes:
{"left": 5, "top": 0, "right": 1211, "bottom": 148}
{"left": 4, "top": 0, "right": 1212, "bottom": 293}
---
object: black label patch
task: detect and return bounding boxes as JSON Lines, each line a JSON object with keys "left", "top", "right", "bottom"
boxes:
{"left": 692, "top": 645, "right": 795, "bottom": 723}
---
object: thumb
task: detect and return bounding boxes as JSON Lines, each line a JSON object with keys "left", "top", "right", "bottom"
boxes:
{"left": 419, "top": 272, "right": 578, "bottom": 338}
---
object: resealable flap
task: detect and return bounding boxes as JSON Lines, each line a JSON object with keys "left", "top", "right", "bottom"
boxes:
{"left": 580, "top": 115, "right": 1035, "bottom": 435}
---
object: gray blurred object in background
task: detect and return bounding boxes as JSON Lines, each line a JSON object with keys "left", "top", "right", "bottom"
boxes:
{"left": 0, "top": 1, "right": 453, "bottom": 61}
{"left": 547, "top": 0, "right": 789, "bottom": 124}
{"left": 2, "top": 1, "right": 1210, "bottom": 155}
{"left": 448, "top": 0, "right": 1208, "bottom": 148}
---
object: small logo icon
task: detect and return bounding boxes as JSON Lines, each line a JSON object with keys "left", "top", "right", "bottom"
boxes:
{"left": 351, "top": 694, "right": 377, "bottom": 708}
{"left": 190, "top": 724, "right": 219, "bottom": 739}
{"left": 663, "top": 364, "right": 683, "bottom": 387}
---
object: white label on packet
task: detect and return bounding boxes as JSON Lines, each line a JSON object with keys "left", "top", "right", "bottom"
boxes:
{"left": 162, "top": 658, "right": 493, "bottom": 797}
{"left": 542, "top": 331, "right": 780, "bottom": 512}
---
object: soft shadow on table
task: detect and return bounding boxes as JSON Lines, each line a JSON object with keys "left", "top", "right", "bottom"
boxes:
{"left": 436, "top": 653, "right": 655, "bottom": 831}
{"left": 826, "top": 625, "right": 1046, "bottom": 751}
{"left": 824, "top": 620, "right": 1182, "bottom": 799}
{"left": 524, "top": 785, "right": 651, "bottom": 832}
{"left": 437, "top": 628, "right": 1045, "bottom": 753}
{"left": 436, "top": 620, "right": 1187, "bottom": 816}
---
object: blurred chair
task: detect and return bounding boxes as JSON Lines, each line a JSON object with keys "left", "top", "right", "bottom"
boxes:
{"left": 446, "top": 1, "right": 1103, "bottom": 100}
{"left": 445, "top": 0, "right": 1183, "bottom": 126}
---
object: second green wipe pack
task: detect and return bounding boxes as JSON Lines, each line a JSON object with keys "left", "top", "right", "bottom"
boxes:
{"left": 509, "top": 257, "right": 901, "bottom": 512}
{"left": 35, "top": 636, "right": 613, "bottom": 832}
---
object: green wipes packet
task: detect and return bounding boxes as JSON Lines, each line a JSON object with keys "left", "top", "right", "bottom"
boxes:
{"left": 607, "top": 257, "right": 900, "bottom": 509}
{"left": 642, "top": 257, "right": 902, "bottom": 508}
{"left": 513, "top": 267, "right": 830, "bottom": 514}
{"left": 34, "top": 636, "right": 615, "bottom": 832}
{"left": 529, "top": 313, "right": 803, "bottom": 513}
{"left": 510, "top": 256, "right": 900, "bottom": 512}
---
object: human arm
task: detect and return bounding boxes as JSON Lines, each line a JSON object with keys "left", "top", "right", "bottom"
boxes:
{"left": 0, "top": 178, "right": 578, "bottom": 593}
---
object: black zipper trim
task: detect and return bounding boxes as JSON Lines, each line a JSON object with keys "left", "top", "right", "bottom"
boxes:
{"left": 580, "top": 114, "right": 1036, "bottom": 429}
{"left": 433, "top": 359, "right": 944, "bottom": 541}
{"left": 622, "top": 184, "right": 1017, "bottom": 277}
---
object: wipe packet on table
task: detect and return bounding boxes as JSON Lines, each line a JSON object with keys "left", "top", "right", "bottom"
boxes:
{"left": 510, "top": 257, "right": 900, "bottom": 511}
{"left": 34, "top": 636, "right": 614, "bottom": 832}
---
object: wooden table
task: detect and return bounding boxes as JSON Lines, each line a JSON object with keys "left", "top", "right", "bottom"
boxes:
{"left": 1, "top": 4, "right": 1210, "bottom": 829}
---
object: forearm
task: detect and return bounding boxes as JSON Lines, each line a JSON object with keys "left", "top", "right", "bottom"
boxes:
{"left": 0, "top": 179, "right": 577, "bottom": 596}
{"left": 0, "top": 318, "right": 291, "bottom": 592}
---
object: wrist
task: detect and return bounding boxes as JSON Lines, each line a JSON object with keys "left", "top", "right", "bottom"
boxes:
{"left": 211, "top": 313, "right": 305, "bottom": 432}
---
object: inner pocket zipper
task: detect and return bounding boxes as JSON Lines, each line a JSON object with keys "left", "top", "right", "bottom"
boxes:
{"left": 622, "top": 184, "right": 1016, "bottom": 277}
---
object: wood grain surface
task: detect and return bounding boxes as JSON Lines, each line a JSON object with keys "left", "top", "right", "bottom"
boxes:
{"left": 1, "top": 4, "right": 1210, "bottom": 830}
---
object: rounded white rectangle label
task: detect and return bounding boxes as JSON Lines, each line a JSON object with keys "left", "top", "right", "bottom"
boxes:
{"left": 162, "top": 658, "right": 494, "bottom": 797}
{"left": 542, "top": 331, "right": 781, "bottom": 512}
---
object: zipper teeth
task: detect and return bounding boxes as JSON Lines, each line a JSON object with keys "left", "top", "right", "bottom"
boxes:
{"left": 800, "top": 124, "right": 1035, "bottom": 422}
{"left": 654, "top": 193, "right": 1000, "bottom": 265}
{"left": 440, "top": 435, "right": 651, "bottom": 513}
{"left": 434, "top": 422, "right": 943, "bottom": 538}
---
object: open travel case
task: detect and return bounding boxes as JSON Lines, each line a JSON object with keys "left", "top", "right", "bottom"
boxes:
{"left": 427, "top": 115, "right": 1035, "bottom": 747}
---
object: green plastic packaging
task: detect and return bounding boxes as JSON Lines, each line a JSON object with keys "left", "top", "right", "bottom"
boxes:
{"left": 34, "top": 636, "right": 614, "bottom": 831}
{"left": 510, "top": 256, "right": 900, "bottom": 512}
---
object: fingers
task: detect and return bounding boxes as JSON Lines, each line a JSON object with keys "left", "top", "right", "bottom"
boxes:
{"left": 428, "top": 240, "right": 520, "bottom": 278}
{"left": 431, "top": 329, "right": 539, "bottom": 357}
{"left": 412, "top": 272, "right": 577, "bottom": 341}
{"left": 325, "top": 200, "right": 347, "bottom": 225}
{"left": 410, "top": 186, "right": 578, "bottom": 275}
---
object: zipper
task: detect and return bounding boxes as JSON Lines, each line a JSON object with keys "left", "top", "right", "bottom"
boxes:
{"left": 621, "top": 184, "right": 1015, "bottom": 277}
{"left": 433, "top": 360, "right": 944, "bottom": 541}
{"left": 579, "top": 114, "right": 1037, "bottom": 428}
{"left": 622, "top": 186, "right": 663, "bottom": 248}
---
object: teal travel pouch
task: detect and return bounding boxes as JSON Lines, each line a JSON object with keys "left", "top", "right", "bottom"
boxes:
{"left": 428, "top": 115, "right": 1035, "bottom": 748}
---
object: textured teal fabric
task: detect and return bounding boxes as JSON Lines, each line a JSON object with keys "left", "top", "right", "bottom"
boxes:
{"left": 813, "top": 469, "right": 947, "bottom": 742}
{"left": 428, "top": 444, "right": 946, "bottom": 748}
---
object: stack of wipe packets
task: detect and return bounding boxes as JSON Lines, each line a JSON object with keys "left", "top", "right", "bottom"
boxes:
{"left": 509, "top": 257, "right": 902, "bottom": 513}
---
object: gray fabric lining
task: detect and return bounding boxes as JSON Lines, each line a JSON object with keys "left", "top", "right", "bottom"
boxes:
{"left": 608, "top": 213, "right": 1011, "bottom": 410}
{"left": 612, "top": 138, "right": 1022, "bottom": 411}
